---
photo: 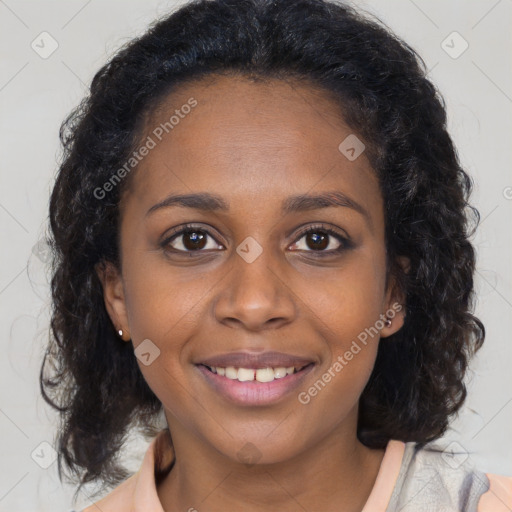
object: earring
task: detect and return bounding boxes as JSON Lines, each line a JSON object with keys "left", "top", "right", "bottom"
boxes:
{"left": 118, "top": 328, "right": 129, "bottom": 341}
{"left": 384, "top": 317, "right": 392, "bottom": 327}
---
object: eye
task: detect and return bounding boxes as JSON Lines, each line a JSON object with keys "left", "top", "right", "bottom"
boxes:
{"left": 162, "top": 224, "right": 223, "bottom": 253}
{"left": 289, "top": 224, "right": 350, "bottom": 254}
{"left": 161, "top": 223, "right": 351, "bottom": 256}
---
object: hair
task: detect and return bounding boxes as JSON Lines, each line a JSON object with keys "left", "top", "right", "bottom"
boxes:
{"left": 41, "top": 0, "right": 485, "bottom": 498}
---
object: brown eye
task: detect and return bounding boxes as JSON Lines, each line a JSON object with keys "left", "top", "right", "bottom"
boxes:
{"left": 304, "top": 231, "right": 329, "bottom": 250}
{"left": 181, "top": 229, "right": 207, "bottom": 250}
{"left": 289, "top": 224, "right": 351, "bottom": 255}
{"left": 163, "top": 225, "right": 223, "bottom": 253}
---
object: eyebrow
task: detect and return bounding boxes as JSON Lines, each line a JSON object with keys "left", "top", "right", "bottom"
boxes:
{"left": 146, "top": 191, "right": 372, "bottom": 227}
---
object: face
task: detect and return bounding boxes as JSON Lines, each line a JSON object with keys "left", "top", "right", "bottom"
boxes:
{"left": 98, "top": 74, "right": 406, "bottom": 465}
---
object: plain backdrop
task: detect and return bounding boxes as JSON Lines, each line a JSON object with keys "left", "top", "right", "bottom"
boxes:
{"left": 0, "top": 0, "right": 511, "bottom": 510}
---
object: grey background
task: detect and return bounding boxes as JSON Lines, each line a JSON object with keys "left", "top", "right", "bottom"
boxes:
{"left": 0, "top": 0, "right": 511, "bottom": 510}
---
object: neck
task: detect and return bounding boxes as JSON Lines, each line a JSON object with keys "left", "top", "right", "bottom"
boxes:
{"left": 157, "top": 410, "right": 385, "bottom": 512}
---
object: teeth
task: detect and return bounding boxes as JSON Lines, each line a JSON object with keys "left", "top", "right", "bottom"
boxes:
{"left": 207, "top": 364, "right": 307, "bottom": 382}
{"left": 255, "top": 367, "right": 274, "bottom": 382}
{"left": 225, "top": 366, "right": 238, "bottom": 379}
{"left": 237, "top": 367, "right": 255, "bottom": 381}
{"left": 273, "top": 367, "right": 288, "bottom": 379}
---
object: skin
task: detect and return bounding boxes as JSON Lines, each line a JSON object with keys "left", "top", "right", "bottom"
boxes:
{"left": 98, "top": 74, "right": 407, "bottom": 512}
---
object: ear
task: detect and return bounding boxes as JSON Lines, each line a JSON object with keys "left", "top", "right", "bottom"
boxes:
{"left": 95, "top": 260, "right": 131, "bottom": 342}
{"left": 380, "top": 255, "right": 409, "bottom": 338}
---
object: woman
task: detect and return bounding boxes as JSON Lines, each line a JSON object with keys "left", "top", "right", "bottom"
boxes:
{"left": 42, "top": 0, "right": 512, "bottom": 510}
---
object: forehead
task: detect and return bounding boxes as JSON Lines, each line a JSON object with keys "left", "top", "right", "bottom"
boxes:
{"left": 123, "top": 74, "right": 380, "bottom": 217}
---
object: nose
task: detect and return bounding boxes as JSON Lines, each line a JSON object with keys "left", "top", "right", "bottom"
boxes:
{"left": 213, "top": 248, "right": 296, "bottom": 332}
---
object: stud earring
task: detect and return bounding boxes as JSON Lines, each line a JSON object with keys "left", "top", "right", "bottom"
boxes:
{"left": 118, "top": 328, "right": 130, "bottom": 341}
{"left": 384, "top": 318, "right": 392, "bottom": 327}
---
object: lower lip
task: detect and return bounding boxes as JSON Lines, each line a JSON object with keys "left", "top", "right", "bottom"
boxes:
{"left": 196, "top": 364, "right": 315, "bottom": 406}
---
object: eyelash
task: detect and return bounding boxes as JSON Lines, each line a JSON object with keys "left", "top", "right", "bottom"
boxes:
{"left": 161, "top": 223, "right": 352, "bottom": 257}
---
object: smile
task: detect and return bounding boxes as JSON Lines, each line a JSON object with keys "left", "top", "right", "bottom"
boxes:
{"left": 202, "top": 364, "right": 309, "bottom": 382}
{"left": 196, "top": 362, "right": 315, "bottom": 406}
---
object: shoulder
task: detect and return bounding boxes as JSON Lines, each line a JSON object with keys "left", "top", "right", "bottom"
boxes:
{"left": 81, "top": 473, "right": 139, "bottom": 512}
{"left": 386, "top": 441, "right": 512, "bottom": 512}
{"left": 78, "top": 428, "right": 173, "bottom": 512}
{"left": 478, "top": 472, "right": 512, "bottom": 512}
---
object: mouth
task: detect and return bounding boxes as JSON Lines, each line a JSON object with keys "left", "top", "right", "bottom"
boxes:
{"left": 194, "top": 353, "right": 316, "bottom": 406}
{"left": 198, "top": 363, "right": 313, "bottom": 383}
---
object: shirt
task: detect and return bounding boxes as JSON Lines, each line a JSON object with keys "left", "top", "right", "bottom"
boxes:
{"left": 73, "top": 428, "right": 512, "bottom": 512}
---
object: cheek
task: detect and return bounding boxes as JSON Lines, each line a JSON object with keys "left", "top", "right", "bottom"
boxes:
{"left": 293, "top": 250, "right": 386, "bottom": 397}
{"left": 123, "top": 265, "right": 200, "bottom": 411}
{"left": 122, "top": 253, "right": 211, "bottom": 345}
{"left": 292, "top": 250, "right": 387, "bottom": 347}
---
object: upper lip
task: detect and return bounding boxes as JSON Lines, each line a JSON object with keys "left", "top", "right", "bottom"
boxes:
{"left": 198, "top": 351, "right": 315, "bottom": 369}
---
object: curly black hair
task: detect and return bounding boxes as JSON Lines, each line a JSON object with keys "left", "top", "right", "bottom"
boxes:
{"left": 41, "top": 0, "right": 485, "bottom": 498}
